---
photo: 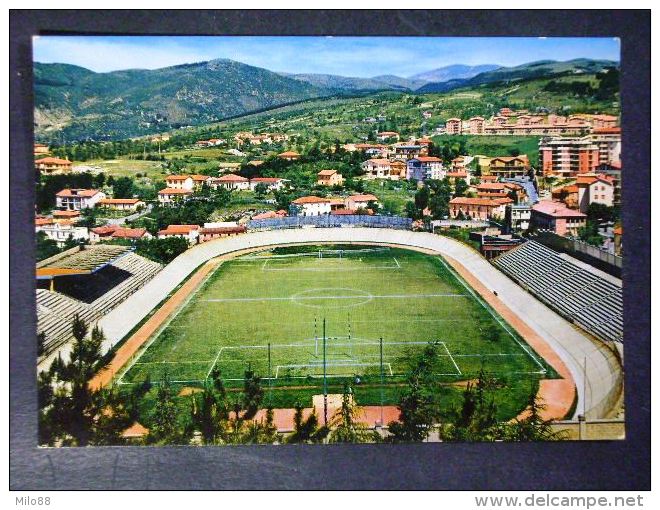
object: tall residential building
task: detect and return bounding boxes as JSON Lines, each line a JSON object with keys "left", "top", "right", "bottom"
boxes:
{"left": 539, "top": 137, "right": 600, "bottom": 177}
{"left": 588, "top": 128, "right": 622, "bottom": 166}
{"left": 445, "top": 118, "right": 462, "bottom": 135}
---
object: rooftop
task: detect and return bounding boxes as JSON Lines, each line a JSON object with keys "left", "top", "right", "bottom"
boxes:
{"left": 158, "top": 188, "right": 193, "bottom": 195}
{"left": 532, "top": 201, "right": 587, "bottom": 218}
{"left": 292, "top": 196, "right": 330, "bottom": 205}
{"left": 36, "top": 157, "right": 71, "bottom": 165}
{"left": 56, "top": 188, "right": 101, "bottom": 198}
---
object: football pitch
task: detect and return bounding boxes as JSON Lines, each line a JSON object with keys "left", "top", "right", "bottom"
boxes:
{"left": 119, "top": 245, "right": 557, "bottom": 411}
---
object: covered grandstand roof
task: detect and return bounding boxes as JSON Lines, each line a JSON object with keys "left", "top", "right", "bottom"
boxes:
{"left": 36, "top": 245, "right": 131, "bottom": 278}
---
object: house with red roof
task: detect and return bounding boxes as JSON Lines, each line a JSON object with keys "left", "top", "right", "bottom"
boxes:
{"left": 345, "top": 194, "right": 379, "bottom": 211}
{"left": 165, "top": 175, "right": 194, "bottom": 190}
{"left": 317, "top": 170, "right": 343, "bottom": 187}
{"left": 198, "top": 225, "right": 247, "bottom": 243}
{"left": 249, "top": 177, "right": 289, "bottom": 192}
{"left": 576, "top": 173, "right": 615, "bottom": 212}
{"left": 488, "top": 155, "right": 530, "bottom": 179}
{"left": 157, "top": 224, "right": 200, "bottom": 244}
{"left": 89, "top": 225, "right": 151, "bottom": 243}
{"left": 277, "top": 151, "right": 301, "bottom": 161}
{"left": 290, "top": 196, "right": 331, "bottom": 216}
{"left": 531, "top": 201, "right": 587, "bottom": 236}
{"left": 362, "top": 159, "right": 395, "bottom": 180}
{"left": 448, "top": 197, "right": 510, "bottom": 221}
{"left": 252, "top": 210, "right": 288, "bottom": 221}
{"left": 36, "top": 156, "right": 72, "bottom": 175}
{"left": 376, "top": 131, "right": 400, "bottom": 142}
{"left": 210, "top": 174, "right": 250, "bottom": 191}
{"left": 97, "top": 198, "right": 145, "bottom": 211}
{"left": 157, "top": 188, "right": 193, "bottom": 205}
{"left": 55, "top": 188, "right": 106, "bottom": 210}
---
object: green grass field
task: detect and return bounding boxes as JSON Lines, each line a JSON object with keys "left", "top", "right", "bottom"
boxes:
{"left": 119, "top": 246, "right": 558, "bottom": 417}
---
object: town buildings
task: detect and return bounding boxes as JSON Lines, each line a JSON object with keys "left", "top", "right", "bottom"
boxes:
{"left": 530, "top": 201, "right": 587, "bottom": 236}
{"left": 157, "top": 188, "right": 193, "bottom": 205}
{"left": 487, "top": 155, "right": 531, "bottom": 179}
{"left": 278, "top": 151, "right": 301, "bottom": 161}
{"left": 36, "top": 157, "right": 73, "bottom": 175}
{"left": 448, "top": 197, "right": 511, "bottom": 220}
{"left": 345, "top": 194, "right": 379, "bottom": 211}
{"left": 56, "top": 189, "right": 106, "bottom": 210}
{"left": 211, "top": 174, "right": 250, "bottom": 191}
{"left": 97, "top": 198, "right": 145, "bottom": 211}
{"left": 290, "top": 196, "right": 331, "bottom": 216}
{"left": 576, "top": 173, "right": 615, "bottom": 212}
{"left": 406, "top": 157, "right": 444, "bottom": 181}
{"left": 157, "top": 224, "right": 200, "bottom": 244}
{"left": 317, "top": 170, "right": 344, "bottom": 187}
{"left": 89, "top": 226, "right": 150, "bottom": 243}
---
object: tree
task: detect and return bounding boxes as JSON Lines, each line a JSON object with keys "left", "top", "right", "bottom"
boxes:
{"left": 242, "top": 368, "right": 264, "bottom": 420}
{"left": 134, "top": 237, "right": 189, "bottom": 264}
{"left": 414, "top": 185, "right": 430, "bottom": 211}
{"left": 36, "top": 231, "right": 61, "bottom": 261}
{"left": 253, "top": 182, "right": 269, "bottom": 199}
{"left": 112, "top": 176, "right": 135, "bottom": 199}
{"left": 387, "top": 374, "right": 436, "bottom": 442}
{"left": 41, "top": 319, "right": 129, "bottom": 446}
{"left": 37, "top": 331, "right": 46, "bottom": 357}
{"left": 454, "top": 179, "right": 468, "bottom": 198}
{"left": 328, "top": 386, "right": 380, "bottom": 443}
{"left": 441, "top": 367, "right": 501, "bottom": 442}
{"left": 386, "top": 343, "right": 441, "bottom": 443}
{"left": 287, "top": 402, "right": 328, "bottom": 444}
{"left": 149, "top": 373, "right": 181, "bottom": 444}
{"left": 190, "top": 379, "right": 228, "bottom": 445}
{"left": 505, "top": 391, "right": 564, "bottom": 441}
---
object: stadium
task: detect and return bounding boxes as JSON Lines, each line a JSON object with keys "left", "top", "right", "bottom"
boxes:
{"left": 36, "top": 220, "right": 624, "bottom": 439}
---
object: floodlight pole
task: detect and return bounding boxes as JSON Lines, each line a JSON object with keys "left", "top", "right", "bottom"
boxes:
{"left": 323, "top": 318, "right": 328, "bottom": 426}
{"left": 380, "top": 336, "right": 384, "bottom": 427}
{"left": 268, "top": 342, "right": 272, "bottom": 405}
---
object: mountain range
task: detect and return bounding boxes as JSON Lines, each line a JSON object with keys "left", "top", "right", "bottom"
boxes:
{"left": 33, "top": 58, "right": 618, "bottom": 142}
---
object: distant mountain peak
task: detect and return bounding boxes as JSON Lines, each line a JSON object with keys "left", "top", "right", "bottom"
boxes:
{"left": 409, "top": 64, "right": 501, "bottom": 83}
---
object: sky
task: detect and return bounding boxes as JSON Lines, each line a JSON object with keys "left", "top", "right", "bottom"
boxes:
{"left": 32, "top": 36, "right": 620, "bottom": 78}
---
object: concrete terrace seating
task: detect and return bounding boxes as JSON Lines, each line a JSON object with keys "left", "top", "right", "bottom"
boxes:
{"left": 37, "top": 253, "right": 163, "bottom": 358}
{"left": 492, "top": 240, "right": 623, "bottom": 343}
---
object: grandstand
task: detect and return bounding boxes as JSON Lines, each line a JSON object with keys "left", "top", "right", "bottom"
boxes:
{"left": 492, "top": 240, "right": 622, "bottom": 343}
{"left": 247, "top": 214, "right": 412, "bottom": 231}
{"left": 36, "top": 246, "right": 162, "bottom": 359}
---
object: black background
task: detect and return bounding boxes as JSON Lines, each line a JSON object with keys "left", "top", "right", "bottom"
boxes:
{"left": 9, "top": 10, "right": 651, "bottom": 490}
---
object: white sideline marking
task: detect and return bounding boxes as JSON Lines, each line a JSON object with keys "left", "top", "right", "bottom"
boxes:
{"left": 201, "top": 292, "right": 467, "bottom": 303}
{"left": 441, "top": 342, "right": 462, "bottom": 376}
{"left": 436, "top": 257, "right": 547, "bottom": 374}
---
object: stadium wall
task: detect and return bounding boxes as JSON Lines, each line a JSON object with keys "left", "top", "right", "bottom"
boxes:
{"left": 86, "top": 228, "right": 622, "bottom": 420}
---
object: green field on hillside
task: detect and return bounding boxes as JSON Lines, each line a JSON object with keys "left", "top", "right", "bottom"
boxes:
{"left": 119, "top": 246, "right": 558, "bottom": 418}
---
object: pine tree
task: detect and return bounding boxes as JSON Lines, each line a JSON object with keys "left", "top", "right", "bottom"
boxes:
{"left": 149, "top": 373, "right": 180, "bottom": 444}
{"left": 328, "top": 386, "right": 379, "bottom": 443}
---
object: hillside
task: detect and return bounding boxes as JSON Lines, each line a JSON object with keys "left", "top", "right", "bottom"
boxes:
{"left": 34, "top": 59, "right": 332, "bottom": 142}
{"left": 35, "top": 57, "right": 620, "bottom": 144}
{"left": 416, "top": 58, "right": 618, "bottom": 94}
